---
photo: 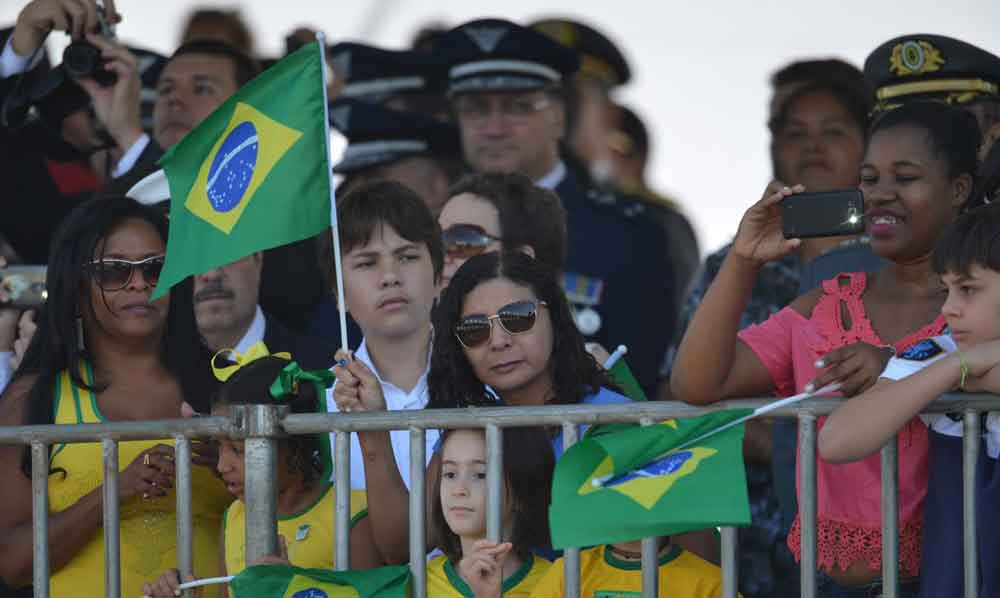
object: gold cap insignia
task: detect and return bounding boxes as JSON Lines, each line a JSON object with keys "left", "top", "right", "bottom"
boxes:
{"left": 890, "top": 40, "right": 946, "bottom": 76}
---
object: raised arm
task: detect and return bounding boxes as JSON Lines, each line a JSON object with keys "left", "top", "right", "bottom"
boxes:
{"left": 670, "top": 184, "right": 803, "bottom": 405}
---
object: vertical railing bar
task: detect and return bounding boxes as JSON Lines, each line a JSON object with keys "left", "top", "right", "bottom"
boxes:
{"left": 562, "top": 422, "right": 581, "bottom": 598}
{"left": 798, "top": 414, "right": 817, "bottom": 598}
{"left": 101, "top": 438, "right": 120, "bottom": 598}
{"left": 335, "top": 430, "right": 351, "bottom": 571}
{"left": 881, "top": 439, "right": 899, "bottom": 598}
{"left": 963, "top": 410, "right": 980, "bottom": 598}
{"left": 409, "top": 427, "right": 427, "bottom": 598}
{"left": 720, "top": 527, "right": 739, "bottom": 598}
{"left": 31, "top": 442, "right": 50, "bottom": 598}
{"left": 244, "top": 405, "right": 279, "bottom": 563}
{"left": 485, "top": 424, "right": 503, "bottom": 542}
{"left": 638, "top": 417, "right": 658, "bottom": 598}
{"left": 175, "top": 436, "right": 194, "bottom": 598}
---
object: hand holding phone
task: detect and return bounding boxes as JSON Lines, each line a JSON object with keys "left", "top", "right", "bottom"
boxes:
{"left": 0, "top": 265, "right": 48, "bottom": 309}
{"left": 780, "top": 189, "right": 865, "bottom": 239}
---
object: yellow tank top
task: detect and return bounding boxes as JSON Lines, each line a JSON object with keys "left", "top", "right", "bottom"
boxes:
{"left": 224, "top": 484, "right": 368, "bottom": 574}
{"left": 47, "top": 364, "right": 232, "bottom": 598}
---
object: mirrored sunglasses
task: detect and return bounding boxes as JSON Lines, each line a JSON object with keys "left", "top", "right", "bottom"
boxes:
{"left": 454, "top": 300, "right": 548, "bottom": 349}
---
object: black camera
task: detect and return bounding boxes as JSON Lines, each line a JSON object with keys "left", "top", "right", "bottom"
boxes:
{"left": 61, "top": 4, "right": 117, "bottom": 87}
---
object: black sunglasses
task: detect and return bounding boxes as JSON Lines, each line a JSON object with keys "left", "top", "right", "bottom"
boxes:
{"left": 87, "top": 256, "right": 165, "bottom": 291}
{"left": 454, "top": 300, "right": 548, "bottom": 349}
{"left": 441, "top": 224, "right": 502, "bottom": 260}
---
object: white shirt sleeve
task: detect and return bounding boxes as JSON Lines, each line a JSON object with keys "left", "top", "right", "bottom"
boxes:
{"left": 0, "top": 351, "right": 12, "bottom": 396}
{"left": 0, "top": 37, "right": 46, "bottom": 79}
{"left": 879, "top": 335, "right": 958, "bottom": 431}
{"left": 112, "top": 133, "right": 151, "bottom": 179}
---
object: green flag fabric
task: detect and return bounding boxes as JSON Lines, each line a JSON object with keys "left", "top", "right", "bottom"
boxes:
{"left": 549, "top": 410, "right": 753, "bottom": 549}
{"left": 607, "top": 357, "right": 647, "bottom": 401}
{"left": 229, "top": 564, "right": 410, "bottom": 598}
{"left": 152, "top": 42, "right": 331, "bottom": 300}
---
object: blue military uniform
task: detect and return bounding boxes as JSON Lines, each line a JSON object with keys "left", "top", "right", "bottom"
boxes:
{"left": 436, "top": 19, "right": 676, "bottom": 395}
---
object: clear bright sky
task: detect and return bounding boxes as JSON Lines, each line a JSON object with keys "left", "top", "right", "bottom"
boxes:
{"left": 4, "top": 0, "right": 998, "bottom": 254}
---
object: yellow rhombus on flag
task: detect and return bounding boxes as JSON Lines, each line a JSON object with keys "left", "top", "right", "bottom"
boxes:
{"left": 152, "top": 42, "right": 331, "bottom": 300}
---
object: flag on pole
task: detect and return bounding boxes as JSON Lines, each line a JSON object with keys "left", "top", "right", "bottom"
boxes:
{"left": 549, "top": 410, "right": 753, "bottom": 549}
{"left": 229, "top": 564, "right": 410, "bottom": 598}
{"left": 151, "top": 42, "right": 332, "bottom": 300}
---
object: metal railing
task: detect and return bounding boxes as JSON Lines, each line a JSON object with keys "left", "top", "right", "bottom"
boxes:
{"left": 2, "top": 392, "right": 999, "bottom": 598}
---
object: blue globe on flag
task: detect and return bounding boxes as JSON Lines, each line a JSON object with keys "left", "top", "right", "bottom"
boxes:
{"left": 206, "top": 121, "right": 259, "bottom": 213}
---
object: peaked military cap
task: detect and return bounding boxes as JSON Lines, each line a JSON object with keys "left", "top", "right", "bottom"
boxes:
{"left": 530, "top": 18, "right": 631, "bottom": 88}
{"left": 436, "top": 18, "right": 580, "bottom": 94}
{"left": 865, "top": 34, "right": 1000, "bottom": 112}
{"left": 330, "top": 98, "right": 461, "bottom": 174}
{"left": 329, "top": 42, "right": 444, "bottom": 102}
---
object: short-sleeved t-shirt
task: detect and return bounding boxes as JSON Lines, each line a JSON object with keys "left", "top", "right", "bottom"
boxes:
{"left": 532, "top": 544, "right": 725, "bottom": 598}
{"left": 880, "top": 334, "right": 1000, "bottom": 457}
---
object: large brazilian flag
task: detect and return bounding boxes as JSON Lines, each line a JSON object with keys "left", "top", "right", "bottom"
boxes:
{"left": 549, "top": 411, "right": 753, "bottom": 549}
{"left": 151, "top": 42, "right": 331, "bottom": 300}
{"left": 229, "top": 564, "right": 410, "bottom": 598}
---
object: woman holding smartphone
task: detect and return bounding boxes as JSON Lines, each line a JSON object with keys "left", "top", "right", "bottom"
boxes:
{"left": 670, "top": 102, "right": 981, "bottom": 597}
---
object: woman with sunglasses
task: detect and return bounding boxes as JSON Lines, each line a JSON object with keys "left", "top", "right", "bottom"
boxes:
{"left": 0, "top": 197, "right": 229, "bottom": 597}
{"left": 438, "top": 172, "right": 566, "bottom": 290}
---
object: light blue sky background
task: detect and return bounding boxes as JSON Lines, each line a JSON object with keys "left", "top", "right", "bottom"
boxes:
{"left": 4, "top": 0, "right": 998, "bottom": 253}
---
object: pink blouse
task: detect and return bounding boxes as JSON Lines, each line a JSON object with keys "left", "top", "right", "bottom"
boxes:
{"left": 738, "top": 272, "right": 946, "bottom": 576}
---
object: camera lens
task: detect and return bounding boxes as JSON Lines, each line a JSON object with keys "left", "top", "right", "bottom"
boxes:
{"left": 63, "top": 42, "right": 101, "bottom": 79}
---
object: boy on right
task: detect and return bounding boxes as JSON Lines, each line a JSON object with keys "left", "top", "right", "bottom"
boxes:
{"left": 819, "top": 202, "right": 1000, "bottom": 597}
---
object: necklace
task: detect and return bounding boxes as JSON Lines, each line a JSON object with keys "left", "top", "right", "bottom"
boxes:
{"left": 609, "top": 539, "right": 671, "bottom": 561}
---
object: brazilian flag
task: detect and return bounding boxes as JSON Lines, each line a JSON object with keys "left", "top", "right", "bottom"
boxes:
{"left": 151, "top": 42, "right": 331, "bottom": 300}
{"left": 549, "top": 410, "right": 753, "bottom": 549}
{"left": 229, "top": 564, "right": 410, "bottom": 598}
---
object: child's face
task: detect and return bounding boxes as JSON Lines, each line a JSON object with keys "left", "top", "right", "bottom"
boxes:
{"left": 341, "top": 223, "right": 438, "bottom": 340}
{"left": 440, "top": 430, "right": 489, "bottom": 539}
{"left": 942, "top": 264, "right": 1000, "bottom": 349}
{"left": 213, "top": 405, "right": 245, "bottom": 499}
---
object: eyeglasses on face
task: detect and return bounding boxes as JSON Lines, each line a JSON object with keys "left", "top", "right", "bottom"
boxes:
{"left": 454, "top": 300, "right": 548, "bottom": 349}
{"left": 86, "top": 255, "right": 165, "bottom": 291}
{"left": 442, "top": 224, "right": 502, "bottom": 260}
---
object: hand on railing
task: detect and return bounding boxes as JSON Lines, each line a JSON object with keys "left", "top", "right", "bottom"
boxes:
{"left": 806, "top": 342, "right": 894, "bottom": 397}
{"left": 332, "top": 350, "right": 387, "bottom": 413}
{"left": 120, "top": 444, "right": 175, "bottom": 502}
{"left": 960, "top": 339, "right": 1000, "bottom": 393}
{"left": 141, "top": 568, "right": 201, "bottom": 598}
{"left": 248, "top": 534, "right": 291, "bottom": 567}
{"left": 458, "top": 539, "right": 511, "bottom": 598}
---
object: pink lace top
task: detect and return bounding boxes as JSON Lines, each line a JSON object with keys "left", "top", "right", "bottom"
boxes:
{"left": 738, "top": 272, "right": 946, "bottom": 576}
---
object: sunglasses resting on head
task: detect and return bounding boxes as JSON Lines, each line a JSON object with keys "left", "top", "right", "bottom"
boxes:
{"left": 454, "top": 300, "right": 548, "bottom": 349}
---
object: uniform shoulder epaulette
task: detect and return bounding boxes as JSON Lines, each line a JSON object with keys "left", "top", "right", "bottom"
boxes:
{"left": 898, "top": 338, "right": 945, "bottom": 361}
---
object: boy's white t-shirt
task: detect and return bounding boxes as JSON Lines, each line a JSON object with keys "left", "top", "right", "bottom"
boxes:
{"left": 325, "top": 338, "right": 439, "bottom": 489}
{"left": 880, "top": 334, "right": 1000, "bottom": 457}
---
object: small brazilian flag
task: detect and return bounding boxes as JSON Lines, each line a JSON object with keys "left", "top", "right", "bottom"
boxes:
{"left": 549, "top": 410, "right": 753, "bottom": 549}
{"left": 229, "top": 564, "right": 410, "bottom": 598}
{"left": 151, "top": 42, "right": 331, "bottom": 300}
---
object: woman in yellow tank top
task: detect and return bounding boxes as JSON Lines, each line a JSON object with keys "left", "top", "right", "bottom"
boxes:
{"left": 0, "top": 197, "right": 228, "bottom": 597}
{"left": 142, "top": 354, "right": 381, "bottom": 597}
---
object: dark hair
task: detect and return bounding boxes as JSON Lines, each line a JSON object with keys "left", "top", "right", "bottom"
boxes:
{"left": 213, "top": 355, "right": 322, "bottom": 484}
{"left": 770, "top": 58, "right": 869, "bottom": 92}
{"left": 430, "top": 426, "right": 554, "bottom": 561}
{"left": 180, "top": 9, "right": 255, "bottom": 57}
{"left": 769, "top": 79, "right": 871, "bottom": 136}
{"left": 869, "top": 101, "right": 982, "bottom": 207}
{"left": 336, "top": 180, "right": 444, "bottom": 279}
{"left": 427, "top": 251, "right": 613, "bottom": 408}
{"left": 15, "top": 197, "right": 216, "bottom": 476}
{"left": 616, "top": 104, "right": 649, "bottom": 160}
{"left": 447, "top": 173, "right": 568, "bottom": 272}
{"left": 170, "top": 39, "right": 261, "bottom": 88}
{"left": 974, "top": 137, "right": 1000, "bottom": 207}
{"left": 932, "top": 202, "right": 1000, "bottom": 277}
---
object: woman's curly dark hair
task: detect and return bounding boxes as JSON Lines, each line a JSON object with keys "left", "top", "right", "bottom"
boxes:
{"left": 427, "top": 251, "right": 613, "bottom": 408}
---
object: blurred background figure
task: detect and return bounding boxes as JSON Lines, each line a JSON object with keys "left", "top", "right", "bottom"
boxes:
{"left": 178, "top": 7, "right": 255, "bottom": 57}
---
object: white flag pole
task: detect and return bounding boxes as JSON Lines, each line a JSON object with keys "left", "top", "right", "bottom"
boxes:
{"left": 316, "top": 32, "right": 349, "bottom": 353}
{"left": 178, "top": 576, "right": 234, "bottom": 590}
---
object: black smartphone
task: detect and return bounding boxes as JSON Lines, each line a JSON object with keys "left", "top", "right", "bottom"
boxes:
{"left": 0, "top": 265, "right": 48, "bottom": 308}
{"left": 781, "top": 189, "right": 865, "bottom": 239}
